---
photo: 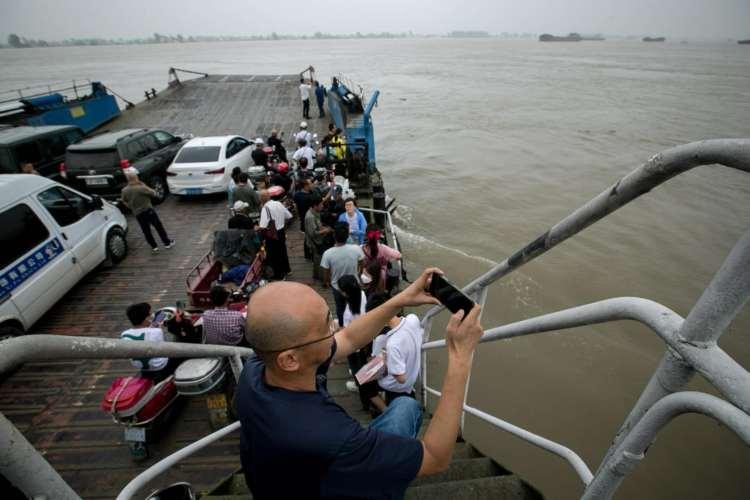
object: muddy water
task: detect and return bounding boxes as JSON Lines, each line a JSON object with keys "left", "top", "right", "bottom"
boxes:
{"left": 2, "top": 38, "right": 749, "bottom": 498}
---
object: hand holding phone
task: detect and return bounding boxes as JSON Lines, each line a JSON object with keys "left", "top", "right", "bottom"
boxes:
{"left": 428, "top": 274, "right": 475, "bottom": 318}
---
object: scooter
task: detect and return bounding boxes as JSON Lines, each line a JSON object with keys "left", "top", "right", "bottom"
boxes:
{"left": 100, "top": 307, "right": 193, "bottom": 460}
{"left": 101, "top": 370, "right": 179, "bottom": 460}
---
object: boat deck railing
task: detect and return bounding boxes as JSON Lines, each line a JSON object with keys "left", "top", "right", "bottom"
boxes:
{"left": 1, "top": 139, "right": 749, "bottom": 499}
{"left": 418, "top": 138, "right": 750, "bottom": 496}
{"left": 0, "top": 79, "right": 93, "bottom": 106}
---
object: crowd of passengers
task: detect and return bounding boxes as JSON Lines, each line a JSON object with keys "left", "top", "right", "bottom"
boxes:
{"left": 118, "top": 112, "right": 486, "bottom": 499}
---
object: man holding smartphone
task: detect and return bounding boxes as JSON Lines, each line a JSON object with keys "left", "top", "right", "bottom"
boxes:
{"left": 237, "top": 268, "right": 484, "bottom": 499}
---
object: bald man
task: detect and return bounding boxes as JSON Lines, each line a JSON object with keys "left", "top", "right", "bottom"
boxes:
{"left": 237, "top": 268, "right": 484, "bottom": 499}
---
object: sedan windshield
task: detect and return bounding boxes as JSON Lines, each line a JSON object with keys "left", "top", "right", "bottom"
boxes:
{"left": 174, "top": 146, "right": 221, "bottom": 163}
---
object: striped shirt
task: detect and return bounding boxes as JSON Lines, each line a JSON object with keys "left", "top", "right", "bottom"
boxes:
{"left": 203, "top": 308, "right": 245, "bottom": 346}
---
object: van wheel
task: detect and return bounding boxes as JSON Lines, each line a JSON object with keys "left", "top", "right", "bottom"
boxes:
{"left": 0, "top": 324, "right": 23, "bottom": 342}
{"left": 106, "top": 227, "right": 128, "bottom": 264}
{"left": 148, "top": 176, "right": 168, "bottom": 204}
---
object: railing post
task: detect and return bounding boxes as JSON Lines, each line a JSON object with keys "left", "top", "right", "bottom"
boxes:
{"left": 460, "top": 286, "right": 488, "bottom": 432}
{"left": 583, "top": 392, "right": 750, "bottom": 500}
{"left": 0, "top": 412, "right": 80, "bottom": 499}
{"left": 420, "top": 316, "right": 434, "bottom": 407}
{"left": 593, "top": 228, "right": 750, "bottom": 482}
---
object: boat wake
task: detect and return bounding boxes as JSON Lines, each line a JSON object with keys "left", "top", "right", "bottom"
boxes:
{"left": 392, "top": 225, "right": 544, "bottom": 314}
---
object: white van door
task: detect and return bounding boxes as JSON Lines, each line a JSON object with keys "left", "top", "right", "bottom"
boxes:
{"left": 35, "top": 186, "right": 106, "bottom": 274}
{"left": 0, "top": 202, "right": 81, "bottom": 329}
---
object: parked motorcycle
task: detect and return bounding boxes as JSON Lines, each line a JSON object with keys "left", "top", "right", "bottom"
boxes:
{"left": 101, "top": 371, "right": 179, "bottom": 460}
{"left": 100, "top": 307, "right": 196, "bottom": 460}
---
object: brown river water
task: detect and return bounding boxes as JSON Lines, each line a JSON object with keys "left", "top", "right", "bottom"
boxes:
{"left": 1, "top": 39, "right": 749, "bottom": 498}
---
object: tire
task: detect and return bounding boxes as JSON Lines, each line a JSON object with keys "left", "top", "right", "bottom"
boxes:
{"left": 106, "top": 226, "right": 128, "bottom": 264}
{"left": 0, "top": 324, "right": 23, "bottom": 342}
{"left": 148, "top": 175, "right": 168, "bottom": 204}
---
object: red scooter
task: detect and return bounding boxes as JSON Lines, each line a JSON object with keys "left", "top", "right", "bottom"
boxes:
{"left": 100, "top": 307, "right": 194, "bottom": 460}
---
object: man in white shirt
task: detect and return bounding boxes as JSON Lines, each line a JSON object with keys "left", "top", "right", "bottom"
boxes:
{"left": 121, "top": 302, "right": 173, "bottom": 382}
{"left": 259, "top": 190, "right": 294, "bottom": 280}
{"left": 292, "top": 138, "right": 316, "bottom": 170}
{"left": 373, "top": 312, "right": 424, "bottom": 405}
{"left": 294, "top": 121, "right": 313, "bottom": 145}
{"left": 299, "top": 79, "right": 311, "bottom": 119}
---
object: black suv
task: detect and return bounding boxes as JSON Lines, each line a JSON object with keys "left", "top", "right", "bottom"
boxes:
{"left": 63, "top": 128, "right": 186, "bottom": 203}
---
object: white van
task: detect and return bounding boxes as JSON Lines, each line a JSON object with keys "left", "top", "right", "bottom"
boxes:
{"left": 0, "top": 174, "right": 128, "bottom": 339}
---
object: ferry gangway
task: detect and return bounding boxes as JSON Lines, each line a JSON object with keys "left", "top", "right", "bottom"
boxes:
{"left": 0, "top": 139, "right": 748, "bottom": 499}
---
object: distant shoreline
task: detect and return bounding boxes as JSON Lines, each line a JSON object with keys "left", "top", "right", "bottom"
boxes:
{"left": 1, "top": 32, "right": 746, "bottom": 49}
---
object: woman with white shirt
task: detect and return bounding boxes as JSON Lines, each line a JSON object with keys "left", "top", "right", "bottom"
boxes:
{"left": 258, "top": 189, "right": 293, "bottom": 280}
{"left": 339, "top": 275, "right": 386, "bottom": 415}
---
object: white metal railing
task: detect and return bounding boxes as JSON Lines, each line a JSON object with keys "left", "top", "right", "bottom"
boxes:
{"left": 0, "top": 338, "right": 251, "bottom": 500}
{"left": 418, "top": 139, "right": 750, "bottom": 496}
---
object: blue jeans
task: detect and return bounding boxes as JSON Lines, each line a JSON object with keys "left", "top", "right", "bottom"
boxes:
{"left": 369, "top": 396, "right": 423, "bottom": 439}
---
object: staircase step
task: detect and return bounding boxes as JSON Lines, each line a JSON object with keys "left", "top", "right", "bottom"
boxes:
{"left": 410, "top": 457, "right": 502, "bottom": 487}
{"left": 406, "top": 475, "right": 538, "bottom": 500}
{"left": 452, "top": 441, "right": 482, "bottom": 459}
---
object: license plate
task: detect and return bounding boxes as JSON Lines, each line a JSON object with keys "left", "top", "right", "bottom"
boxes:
{"left": 185, "top": 188, "right": 203, "bottom": 195}
{"left": 206, "top": 393, "right": 228, "bottom": 410}
{"left": 124, "top": 426, "right": 146, "bottom": 442}
{"left": 85, "top": 177, "right": 109, "bottom": 186}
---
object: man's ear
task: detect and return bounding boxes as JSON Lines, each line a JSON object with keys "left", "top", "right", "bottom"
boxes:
{"left": 275, "top": 350, "right": 301, "bottom": 372}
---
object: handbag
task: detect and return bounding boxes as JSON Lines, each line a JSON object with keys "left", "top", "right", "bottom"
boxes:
{"left": 261, "top": 206, "right": 279, "bottom": 241}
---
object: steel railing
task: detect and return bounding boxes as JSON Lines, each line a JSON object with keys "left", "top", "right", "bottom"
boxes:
{"left": 0, "top": 139, "right": 748, "bottom": 499}
{"left": 418, "top": 138, "right": 750, "bottom": 494}
{"left": 0, "top": 339, "right": 251, "bottom": 500}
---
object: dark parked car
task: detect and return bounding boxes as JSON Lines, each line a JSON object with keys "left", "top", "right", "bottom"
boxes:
{"left": 0, "top": 125, "right": 84, "bottom": 179}
{"left": 62, "top": 128, "right": 186, "bottom": 203}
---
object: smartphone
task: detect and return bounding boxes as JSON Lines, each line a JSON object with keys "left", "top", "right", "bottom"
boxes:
{"left": 152, "top": 310, "right": 168, "bottom": 326}
{"left": 428, "top": 274, "right": 475, "bottom": 318}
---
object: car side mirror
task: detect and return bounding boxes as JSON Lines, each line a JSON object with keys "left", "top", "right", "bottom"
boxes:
{"left": 172, "top": 136, "right": 182, "bottom": 144}
{"left": 90, "top": 194, "right": 104, "bottom": 210}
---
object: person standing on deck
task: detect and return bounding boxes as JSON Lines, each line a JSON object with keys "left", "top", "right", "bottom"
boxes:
{"left": 259, "top": 189, "right": 293, "bottom": 280}
{"left": 299, "top": 79, "right": 312, "bottom": 119}
{"left": 314, "top": 80, "right": 327, "bottom": 118}
{"left": 294, "top": 178, "right": 315, "bottom": 260}
{"left": 292, "top": 139, "right": 316, "bottom": 171}
{"left": 251, "top": 138, "right": 268, "bottom": 166}
{"left": 267, "top": 130, "right": 287, "bottom": 162}
{"left": 295, "top": 121, "right": 313, "bottom": 146}
{"left": 337, "top": 198, "right": 367, "bottom": 245}
{"left": 236, "top": 268, "right": 484, "bottom": 500}
{"left": 233, "top": 173, "right": 261, "bottom": 219}
{"left": 362, "top": 223, "right": 401, "bottom": 285}
{"left": 120, "top": 170, "right": 174, "bottom": 253}
{"left": 320, "top": 222, "right": 365, "bottom": 326}
{"left": 305, "top": 196, "right": 332, "bottom": 281}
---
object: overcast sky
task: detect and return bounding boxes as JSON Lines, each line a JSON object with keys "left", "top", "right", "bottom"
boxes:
{"left": 2, "top": 0, "right": 749, "bottom": 40}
